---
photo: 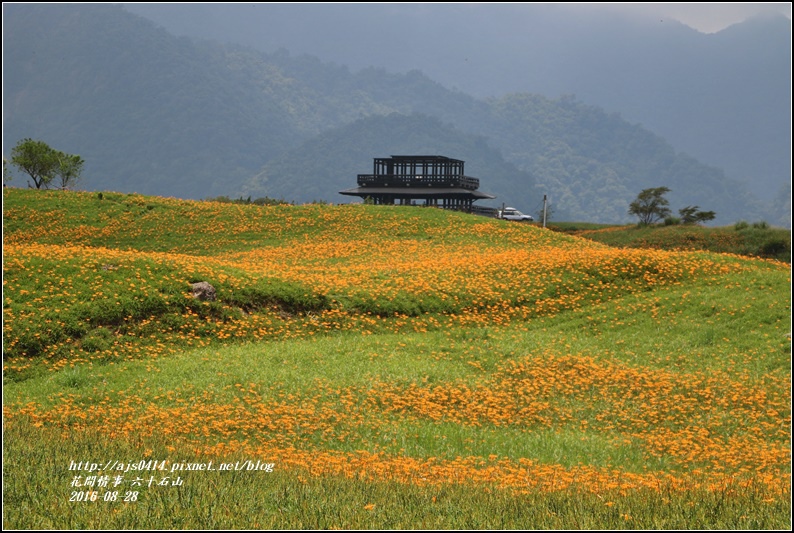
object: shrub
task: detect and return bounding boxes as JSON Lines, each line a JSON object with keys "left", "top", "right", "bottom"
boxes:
{"left": 252, "top": 196, "right": 290, "bottom": 206}
{"left": 759, "top": 238, "right": 790, "bottom": 259}
{"left": 223, "top": 280, "right": 329, "bottom": 314}
{"left": 81, "top": 328, "right": 114, "bottom": 352}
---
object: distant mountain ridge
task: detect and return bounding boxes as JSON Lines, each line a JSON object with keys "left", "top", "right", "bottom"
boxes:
{"left": 124, "top": 3, "right": 792, "bottom": 205}
{"left": 240, "top": 113, "right": 542, "bottom": 212}
{"left": 2, "top": 4, "right": 782, "bottom": 225}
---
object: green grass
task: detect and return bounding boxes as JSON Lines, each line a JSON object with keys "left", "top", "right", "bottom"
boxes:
{"left": 550, "top": 222, "right": 791, "bottom": 263}
{"left": 2, "top": 188, "right": 510, "bottom": 254}
{"left": 4, "top": 419, "right": 789, "bottom": 530}
{"left": 3, "top": 188, "right": 791, "bottom": 529}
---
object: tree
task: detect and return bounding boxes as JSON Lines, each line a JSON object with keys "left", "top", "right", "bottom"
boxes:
{"left": 10, "top": 138, "right": 58, "bottom": 189}
{"left": 3, "top": 157, "right": 11, "bottom": 186}
{"left": 54, "top": 152, "right": 85, "bottom": 190}
{"left": 9, "top": 138, "right": 83, "bottom": 190}
{"left": 628, "top": 187, "right": 671, "bottom": 225}
{"left": 678, "top": 205, "right": 716, "bottom": 225}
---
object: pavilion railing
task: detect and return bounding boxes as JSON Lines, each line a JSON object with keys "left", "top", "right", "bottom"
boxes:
{"left": 357, "top": 174, "right": 480, "bottom": 190}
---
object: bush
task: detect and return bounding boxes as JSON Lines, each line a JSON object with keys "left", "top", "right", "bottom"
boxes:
{"left": 223, "top": 280, "right": 329, "bottom": 314}
{"left": 759, "top": 238, "right": 790, "bottom": 259}
{"left": 81, "top": 328, "right": 114, "bottom": 352}
{"left": 206, "top": 195, "right": 291, "bottom": 206}
{"left": 252, "top": 196, "right": 290, "bottom": 206}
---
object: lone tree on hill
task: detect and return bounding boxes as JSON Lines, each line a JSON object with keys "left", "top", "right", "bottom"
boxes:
{"left": 628, "top": 186, "right": 672, "bottom": 225}
{"left": 10, "top": 138, "right": 84, "bottom": 190}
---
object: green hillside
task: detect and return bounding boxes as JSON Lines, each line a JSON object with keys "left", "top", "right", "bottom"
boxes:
{"left": 3, "top": 188, "right": 790, "bottom": 529}
{"left": 550, "top": 222, "right": 791, "bottom": 263}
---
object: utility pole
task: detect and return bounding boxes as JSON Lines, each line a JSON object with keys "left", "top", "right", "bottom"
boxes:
{"left": 542, "top": 195, "right": 547, "bottom": 228}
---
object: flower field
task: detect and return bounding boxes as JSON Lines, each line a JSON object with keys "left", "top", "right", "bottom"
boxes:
{"left": 3, "top": 188, "right": 791, "bottom": 529}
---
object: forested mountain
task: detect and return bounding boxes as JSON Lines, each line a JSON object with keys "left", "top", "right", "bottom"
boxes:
{"left": 125, "top": 3, "right": 793, "bottom": 206}
{"left": 2, "top": 4, "right": 778, "bottom": 225}
{"left": 478, "top": 94, "right": 765, "bottom": 224}
{"left": 3, "top": 3, "right": 303, "bottom": 199}
{"left": 241, "top": 113, "right": 543, "bottom": 215}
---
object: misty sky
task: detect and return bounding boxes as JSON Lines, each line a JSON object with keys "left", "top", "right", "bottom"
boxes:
{"left": 588, "top": 2, "right": 792, "bottom": 33}
{"left": 123, "top": 2, "right": 793, "bottom": 35}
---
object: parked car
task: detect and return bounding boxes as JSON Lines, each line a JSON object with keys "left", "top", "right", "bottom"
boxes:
{"left": 498, "top": 207, "right": 534, "bottom": 222}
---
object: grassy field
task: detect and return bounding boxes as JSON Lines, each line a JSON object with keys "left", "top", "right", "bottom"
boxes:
{"left": 548, "top": 221, "right": 791, "bottom": 263}
{"left": 3, "top": 188, "right": 791, "bottom": 529}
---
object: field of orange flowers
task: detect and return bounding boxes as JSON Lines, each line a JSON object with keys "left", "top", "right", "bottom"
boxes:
{"left": 3, "top": 188, "right": 791, "bottom": 529}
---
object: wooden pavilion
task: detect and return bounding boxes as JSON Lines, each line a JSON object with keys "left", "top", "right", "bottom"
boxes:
{"left": 339, "top": 155, "right": 496, "bottom": 211}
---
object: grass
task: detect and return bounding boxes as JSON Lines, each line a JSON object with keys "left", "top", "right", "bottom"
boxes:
{"left": 4, "top": 419, "right": 788, "bottom": 530}
{"left": 549, "top": 221, "right": 791, "bottom": 263}
{"left": 3, "top": 188, "right": 791, "bottom": 529}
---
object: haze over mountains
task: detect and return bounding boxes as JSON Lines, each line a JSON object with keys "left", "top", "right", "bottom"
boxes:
{"left": 124, "top": 4, "right": 792, "bottom": 202}
{"left": 3, "top": 3, "right": 790, "bottom": 226}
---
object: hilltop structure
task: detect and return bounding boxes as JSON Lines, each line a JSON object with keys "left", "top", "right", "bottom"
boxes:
{"left": 339, "top": 155, "right": 496, "bottom": 211}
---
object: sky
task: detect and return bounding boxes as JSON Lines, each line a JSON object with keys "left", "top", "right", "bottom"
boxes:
{"left": 119, "top": 3, "right": 793, "bottom": 34}
{"left": 580, "top": 2, "right": 792, "bottom": 33}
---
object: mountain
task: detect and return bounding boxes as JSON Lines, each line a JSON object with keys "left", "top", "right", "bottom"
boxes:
{"left": 3, "top": 3, "right": 302, "bottom": 199}
{"left": 2, "top": 4, "right": 775, "bottom": 225}
{"left": 479, "top": 94, "right": 764, "bottom": 224}
{"left": 241, "top": 113, "right": 543, "bottom": 215}
{"left": 242, "top": 107, "right": 762, "bottom": 225}
{"left": 123, "top": 3, "right": 792, "bottom": 205}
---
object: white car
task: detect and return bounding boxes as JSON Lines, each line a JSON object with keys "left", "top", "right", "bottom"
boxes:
{"left": 499, "top": 207, "right": 534, "bottom": 222}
